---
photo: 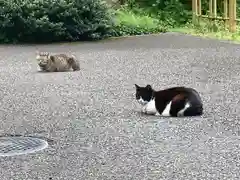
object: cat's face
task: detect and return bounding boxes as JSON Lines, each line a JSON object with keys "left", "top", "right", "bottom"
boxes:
{"left": 135, "top": 84, "right": 153, "bottom": 105}
{"left": 36, "top": 52, "right": 52, "bottom": 67}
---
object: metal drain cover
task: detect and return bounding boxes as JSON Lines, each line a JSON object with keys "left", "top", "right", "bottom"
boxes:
{"left": 0, "top": 136, "right": 48, "bottom": 157}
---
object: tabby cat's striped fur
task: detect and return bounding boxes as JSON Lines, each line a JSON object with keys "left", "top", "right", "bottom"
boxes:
{"left": 36, "top": 52, "right": 80, "bottom": 72}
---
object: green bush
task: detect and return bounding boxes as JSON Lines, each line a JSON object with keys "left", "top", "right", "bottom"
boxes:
{"left": 113, "top": 9, "right": 167, "bottom": 36}
{"left": 0, "top": 0, "right": 114, "bottom": 43}
{"left": 123, "top": 0, "right": 191, "bottom": 27}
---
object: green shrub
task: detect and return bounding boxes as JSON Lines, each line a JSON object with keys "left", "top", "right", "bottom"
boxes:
{"left": 0, "top": 0, "right": 114, "bottom": 43}
{"left": 123, "top": 0, "right": 191, "bottom": 27}
{"left": 113, "top": 9, "right": 167, "bottom": 36}
{"left": 156, "top": 1, "right": 191, "bottom": 27}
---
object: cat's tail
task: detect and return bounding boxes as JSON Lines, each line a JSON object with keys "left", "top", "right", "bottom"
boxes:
{"left": 183, "top": 105, "right": 203, "bottom": 116}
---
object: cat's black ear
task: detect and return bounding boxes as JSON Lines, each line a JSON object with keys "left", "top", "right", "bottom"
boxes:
{"left": 135, "top": 84, "right": 140, "bottom": 89}
{"left": 146, "top": 84, "right": 152, "bottom": 90}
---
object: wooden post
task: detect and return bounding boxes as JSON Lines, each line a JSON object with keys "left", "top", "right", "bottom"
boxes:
{"left": 192, "top": 0, "right": 198, "bottom": 24}
{"left": 229, "top": 0, "right": 236, "bottom": 32}
{"left": 208, "top": 0, "right": 213, "bottom": 28}
{"left": 213, "top": 0, "right": 217, "bottom": 19}
{"left": 197, "top": 0, "right": 201, "bottom": 24}
{"left": 224, "top": 0, "right": 228, "bottom": 27}
{"left": 212, "top": 0, "right": 217, "bottom": 31}
{"left": 209, "top": 0, "right": 213, "bottom": 18}
{"left": 198, "top": 0, "right": 202, "bottom": 16}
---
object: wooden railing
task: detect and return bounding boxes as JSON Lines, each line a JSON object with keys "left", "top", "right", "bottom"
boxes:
{"left": 192, "top": 0, "right": 238, "bottom": 32}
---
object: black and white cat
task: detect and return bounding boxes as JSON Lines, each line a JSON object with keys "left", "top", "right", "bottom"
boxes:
{"left": 135, "top": 84, "right": 203, "bottom": 117}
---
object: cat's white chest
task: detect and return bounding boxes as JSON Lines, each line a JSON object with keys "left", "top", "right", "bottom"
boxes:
{"left": 142, "top": 99, "right": 160, "bottom": 115}
{"left": 141, "top": 99, "right": 173, "bottom": 116}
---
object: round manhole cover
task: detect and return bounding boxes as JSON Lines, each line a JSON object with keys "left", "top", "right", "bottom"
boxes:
{"left": 0, "top": 136, "right": 48, "bottom": 157}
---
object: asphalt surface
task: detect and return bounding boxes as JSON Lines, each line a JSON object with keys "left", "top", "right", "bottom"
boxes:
{"left": 0, "top": 33, "right": 240, "bottom": 179}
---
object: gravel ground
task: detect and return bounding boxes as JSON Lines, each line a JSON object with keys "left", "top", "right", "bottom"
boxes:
{"left": 0, "top": 33, "right": 240, "bottom": 180}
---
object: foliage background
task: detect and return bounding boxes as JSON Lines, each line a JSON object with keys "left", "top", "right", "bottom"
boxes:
{"left": 0, "top": 0, "right": 114, "bottom": 43}
{"left": 0, "top": 0, "right": 240, "bottom": 43}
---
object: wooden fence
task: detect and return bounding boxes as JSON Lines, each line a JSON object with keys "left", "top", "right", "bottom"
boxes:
{"left": 192, "top": 0, "right": 238, "bottom": 32}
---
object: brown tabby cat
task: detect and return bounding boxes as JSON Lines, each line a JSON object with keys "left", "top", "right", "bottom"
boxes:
{"left": 36, "top": 52, "right": 80, "bottom": 72}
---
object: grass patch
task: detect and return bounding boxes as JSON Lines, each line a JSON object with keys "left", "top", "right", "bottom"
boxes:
{"left": 170, "top": 20, "right": 240, "bottom": 44}
{"left": 113, "top": 8, "right": 168, "bottom": 37}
